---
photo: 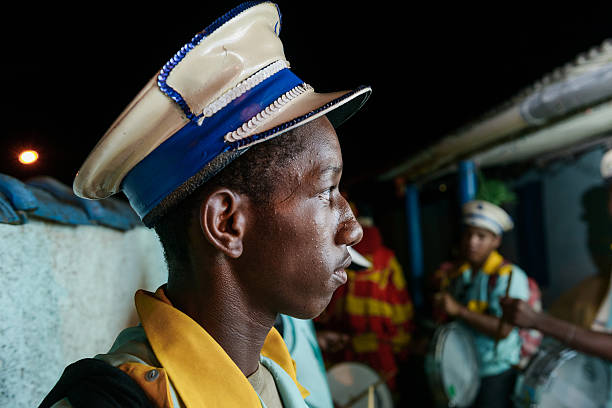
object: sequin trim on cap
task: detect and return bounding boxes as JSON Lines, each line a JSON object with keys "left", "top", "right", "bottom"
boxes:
{"left": 224, "top": 85, "right": 370, "bottom": 151}
{"left": 157, "top": 1, "right": 272, "bottom": 122}
{"left": 224, "top": 83, "right": 314, "bottom": 142}
{"left": 199, "top": 60, "right": 290, "bottom": 126}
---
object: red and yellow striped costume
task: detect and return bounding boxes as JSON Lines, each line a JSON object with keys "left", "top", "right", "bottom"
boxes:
{"left": 315, "top": 225, "right": 414, "bottom": 389}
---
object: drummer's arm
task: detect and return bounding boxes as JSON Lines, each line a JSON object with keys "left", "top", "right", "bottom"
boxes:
{"left": 456, "top": 306, "right": 514, "bottom": 339}
{"left": 501, "top": 297, "right": 612, "bottom": 362}
{"left": 435, "top": 293, "right": 513, "bottom": 338}
{"left": 534, "top": 313, "right": 612, "bottom": 362}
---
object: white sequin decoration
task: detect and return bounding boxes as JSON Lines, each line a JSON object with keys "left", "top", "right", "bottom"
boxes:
{"left": 197, "top": 60, "right": 290, "bottom": 126}
{"left": 224, "top": 83, "right": 314, "bottom": 142}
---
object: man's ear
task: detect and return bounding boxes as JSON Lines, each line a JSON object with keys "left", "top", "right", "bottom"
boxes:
{"left": 199, "top": 188, "right": 247, "bottom": 258}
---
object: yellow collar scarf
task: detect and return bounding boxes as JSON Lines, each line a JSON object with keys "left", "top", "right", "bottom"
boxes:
{"left": 134, "top": 287, "right": 308, "bottom": 407}
{"left": 451, "top": 250, "right": 508, "bottom": 279}
{"left": 481, "top": 250, "right": 504, "bottom": 274}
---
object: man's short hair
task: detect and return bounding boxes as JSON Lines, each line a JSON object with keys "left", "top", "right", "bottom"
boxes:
{"left": 153, "top": 124, "right": 311, "bottom": 272}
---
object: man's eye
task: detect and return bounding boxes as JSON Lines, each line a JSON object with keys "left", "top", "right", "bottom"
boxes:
{"left": 319, "top": 187, "right": 335, "bottom": 201}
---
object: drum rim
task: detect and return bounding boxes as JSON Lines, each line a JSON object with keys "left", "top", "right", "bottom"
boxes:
{"left": 514, "top": 339, "right": 612, "bottom": 406}
{"left": 326, "top": 361, "right": 394, "bottom": 408}
{"left": 425, "top": 321, "right": 481, "bottom": 407}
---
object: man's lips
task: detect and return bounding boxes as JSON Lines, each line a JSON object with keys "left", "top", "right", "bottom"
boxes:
{"left": 332, "top": 255, "right": 352, "bottom": 285}
{"left": 339, "top": 254, "right": 352, "bottom": 271}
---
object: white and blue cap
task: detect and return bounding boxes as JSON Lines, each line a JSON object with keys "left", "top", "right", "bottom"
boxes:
{"left": 462, "top": 200, "right": 514, "bottom": 236}
{"left": 601, "top": 149, "right": 612, "bottom": 181}
{"left": 73, "top": 1, "right": 371, "bottom": 226}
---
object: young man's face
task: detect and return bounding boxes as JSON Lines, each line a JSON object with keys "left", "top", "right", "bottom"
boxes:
{"left": 240, "top": 117, "right": 362, "bottom": 319}
{"left": 460, "top": 225, "right": 501, "bottom": 266}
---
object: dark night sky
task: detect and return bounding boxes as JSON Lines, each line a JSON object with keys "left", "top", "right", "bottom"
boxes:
{"left": 2, "top": 2, "right": 611, "bottom": 193}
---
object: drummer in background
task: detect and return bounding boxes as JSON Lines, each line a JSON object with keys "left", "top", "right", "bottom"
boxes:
{"left": 500, "top": 149, "right": 612, "bottom": 364}
{"left": 434, "top": 200, "right": 530, "bottom": 408}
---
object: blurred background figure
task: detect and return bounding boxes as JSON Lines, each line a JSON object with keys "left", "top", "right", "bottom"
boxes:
{"left": 315, "top": 200, "right": 415, "bottom": 399}
{"left": 432, "top": 200, "right": 530, "bottom": 408}
{"left": 500, "top": 149, "right": 612, "bottom": 362}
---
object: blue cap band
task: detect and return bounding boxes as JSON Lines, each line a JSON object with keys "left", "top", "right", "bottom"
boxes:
{"left": 122, "top": 68, "right": 304, "bottom": 219}
{"left": 463, "top": 213, "right": 505, "bottom": 235}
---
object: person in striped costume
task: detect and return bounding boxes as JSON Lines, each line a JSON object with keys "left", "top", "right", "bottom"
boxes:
{"left": 315, "top": 204, "right": 415, "bottom": 392}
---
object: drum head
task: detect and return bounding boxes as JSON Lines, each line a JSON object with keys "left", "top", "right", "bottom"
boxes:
{"left": 515, "top": 344, "right": 611, "bottom": 408}
{"left": 426, "top": 322, "right": 480, "bottom": 407}
{"left": 327, "top": 362, "right": 394, "bottom": 408}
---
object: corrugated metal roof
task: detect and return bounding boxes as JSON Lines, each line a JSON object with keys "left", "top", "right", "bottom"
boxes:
{"left": 382, "top": 39, "right": 612, "bottom": 182}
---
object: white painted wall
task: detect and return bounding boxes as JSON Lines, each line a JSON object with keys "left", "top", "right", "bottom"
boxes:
{"left": 0, "top": 220, "right": 167, "bottom": 408}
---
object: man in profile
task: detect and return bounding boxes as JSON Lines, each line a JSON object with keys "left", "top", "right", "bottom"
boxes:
{"left": 39, "top": 2, "right": 371, "bottom": 407}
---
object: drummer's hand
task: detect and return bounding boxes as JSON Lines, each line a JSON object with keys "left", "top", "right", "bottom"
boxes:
{"left": 434, "top": 292, "right": 463, "bottom": 317}
{"left": 317, "top": 330, "right": 350, "bottom": 353}
{"left": 500, "top": 297, "right": 538, "bottom": 329}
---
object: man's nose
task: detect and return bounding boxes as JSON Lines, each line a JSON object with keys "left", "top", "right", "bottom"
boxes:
{"left": 337, "top": 197, "right": 363, "bottom": 247}
{"left": 339, "top": 217, "right": 363, "bottom": 247}
{"left": 335, "top": 201, "right": 363, "bottom": 247}
{"left": 469, "top": 235, "right": 479, "bottom": 247}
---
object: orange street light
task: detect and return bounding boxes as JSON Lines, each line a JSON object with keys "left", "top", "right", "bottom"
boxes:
{"left": 18, "top": 150, "right": 39, "bottom": 165}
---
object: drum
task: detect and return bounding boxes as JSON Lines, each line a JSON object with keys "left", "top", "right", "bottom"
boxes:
{"left": 425, "top": 322, "right": 481, "bottom": 407}
{"left": 327, "top": 362, "right": 394, "bottom": 408}
{"left": 513, "top": 339, "right": 611, "bottom": 408}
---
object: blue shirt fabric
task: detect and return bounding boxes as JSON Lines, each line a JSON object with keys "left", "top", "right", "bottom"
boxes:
{"left": 280, "top": 315, "right": 334, "bottom": 408}
{"left": 259, "top": 356, "right": 311, "bottom": 408}
{"left": 449, "top": 251, "right": 530, "bottom": 377}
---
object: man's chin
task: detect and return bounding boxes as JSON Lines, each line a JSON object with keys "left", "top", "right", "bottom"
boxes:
{"left": 285, "top": 297, "right": 332, "bottom": 320}
{"left": 286, "top": 310, "right": 321, "bottom": 320}
{"left": 466, "top": 256, "right": 485, "bottom": 266}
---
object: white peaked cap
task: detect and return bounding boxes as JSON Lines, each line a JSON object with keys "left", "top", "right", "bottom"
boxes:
{"left": 462, "top": 200, "right": 514, "bottom": 236}
{"left": 72, "top": 1, "right": 371, "bottom": 227}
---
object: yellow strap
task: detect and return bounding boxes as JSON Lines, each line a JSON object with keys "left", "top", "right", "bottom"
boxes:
{"left": 498, "top": 264, "right": 513, "bottom": 276}
{"left": 467, "top": 300, "right": 489, "bottom": 313}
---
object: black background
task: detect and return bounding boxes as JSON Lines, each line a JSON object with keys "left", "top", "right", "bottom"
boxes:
{"left": 2, "top": 1, "right": 611, "bottom": 193}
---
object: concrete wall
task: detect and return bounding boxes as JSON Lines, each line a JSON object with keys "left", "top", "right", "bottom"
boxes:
{"left": 0, "top": 220, "right": 167, "bottom": 408}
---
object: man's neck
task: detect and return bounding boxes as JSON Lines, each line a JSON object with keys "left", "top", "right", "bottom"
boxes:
{"left": 166, "top": 276, "right": 276, "bottom": 377}
{"left": 469, "top": 261, "right": 484, "bottom": 273}
{"left": 468, "top": 250, "right": 498, "bottom": 274}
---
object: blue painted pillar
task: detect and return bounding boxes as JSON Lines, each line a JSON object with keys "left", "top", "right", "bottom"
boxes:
{"left": 405, "top": 183, "right": 424, "bottom": 309}
{"left": 458, "top": 160, "right": 477, "bottom": 205}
